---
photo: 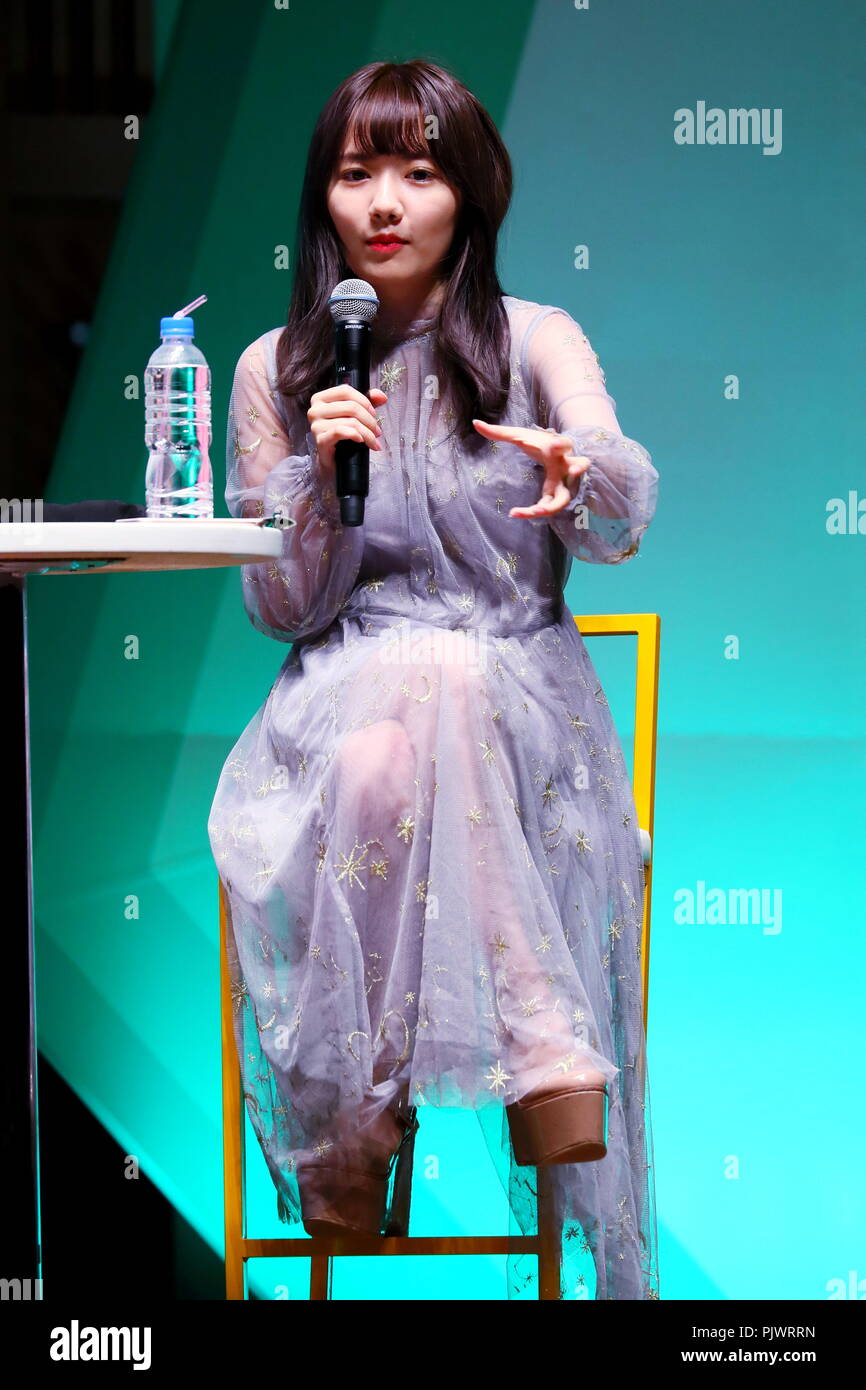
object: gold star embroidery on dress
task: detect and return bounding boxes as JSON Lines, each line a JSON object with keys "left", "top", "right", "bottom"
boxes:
{"left": 395, "top": 814, "right": 415, "bottom": 844}
{"left": 574, "top": 829, "right": 593, "bottom": 854}
{"left": 568, "top": 712, "right": 591, "bottom": 731}
{"left": 539, "top": 776, "right": 559, "bottom": 809}
{"left": 231, "top": 979, "right": 250, "bottom": 1013}
{"left": 485, "top": 1060, "right": 512, "bottom": 1094}
{"left": 465, "top": 806, "right": 482, "bottom": 828}
{"left": 415, "top": 879, "right": 428, "bottom": 902}
{"left": 519, "top": 997, "right": 540, "bottom": 1016}
{"left": 491, "top": 933, "right": 509, "bottom": 957}
{"left": 379, "top": 360, "right": 406, "bottom": 391}
{"left": 334, "top": 839, "right": 370, "bottom": 890}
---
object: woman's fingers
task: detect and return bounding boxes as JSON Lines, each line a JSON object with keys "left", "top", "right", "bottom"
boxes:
{"left": 312, "top": 397, "right": 382, "bottom": 430}
{"left": 315, "top": 383, "right": 388, "bottom": 409}
{"left": 473, "top": 417, "right": 592, "bottom": 517}
{"left": 510, "top": 460, "right": 590, "bottom": 518}
{"left": 472, "top": 418, "right": 545, "bottom": 454}
{"left": 509, "top": 480, "right": 572, "bottom": 518}
{"left": 312, "top": 419, "right": 382, "bottom": 451}
{"left": 310, "top": 385, "right": 388, "bottom": 425}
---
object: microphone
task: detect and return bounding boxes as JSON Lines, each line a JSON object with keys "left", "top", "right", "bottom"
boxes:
{"left": 328, "top": 277, "right": 380, "bottom": 526}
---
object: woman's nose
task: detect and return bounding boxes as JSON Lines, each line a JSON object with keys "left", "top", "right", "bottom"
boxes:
{"left": 368, "top": 175, "right": 402, "bottom": 217}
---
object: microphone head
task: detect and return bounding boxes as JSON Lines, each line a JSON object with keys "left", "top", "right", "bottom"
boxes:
{"left": 329, "top": 278, "right": 379, "bottom": 326}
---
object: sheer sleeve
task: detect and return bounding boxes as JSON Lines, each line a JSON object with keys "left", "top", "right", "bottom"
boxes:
{"left": 522, "top": 307, "right": 659, "bottom": 565}
{"left": 226, "top": 336, "right": 364, "bottom": 643}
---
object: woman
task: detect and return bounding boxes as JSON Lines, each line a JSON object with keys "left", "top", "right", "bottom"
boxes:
{"left": 208, "top": 58, "right": 660, "bottom": 1300}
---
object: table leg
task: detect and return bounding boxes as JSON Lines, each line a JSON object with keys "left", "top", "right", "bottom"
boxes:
{"left": 0, "top": 575, "right": 42, "bottom": 1291}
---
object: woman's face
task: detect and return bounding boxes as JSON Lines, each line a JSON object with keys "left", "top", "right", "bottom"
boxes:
{"left": 326, "top": 137, "right": 461, "bottom": 297}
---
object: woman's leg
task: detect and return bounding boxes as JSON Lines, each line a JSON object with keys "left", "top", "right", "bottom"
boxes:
{"left": 407, "top": 639, "right": 607, "bottom": 1098}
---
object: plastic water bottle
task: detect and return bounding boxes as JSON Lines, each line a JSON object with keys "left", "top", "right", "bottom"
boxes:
{"left": 145, "top": 300, "right": 212, "bottom": 518}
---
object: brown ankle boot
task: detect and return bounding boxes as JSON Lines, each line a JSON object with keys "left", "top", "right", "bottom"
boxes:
{"left": 298, "top": 1103, "right": 419, "bottom": 1238}
{"left": 506, "top": 1065, "right": 609, "bottom": 1166}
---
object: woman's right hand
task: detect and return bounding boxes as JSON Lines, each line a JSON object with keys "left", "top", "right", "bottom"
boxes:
{"left": 307, "top": 384, "right": 388, "bottom": 475}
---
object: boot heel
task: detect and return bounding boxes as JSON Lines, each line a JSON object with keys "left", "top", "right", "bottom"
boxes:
{"left": 506, "top": 1084, "right": 609, "bottom": 1166}
{"left": 384, "top": 1106, "right": 420, "bottom": 1237}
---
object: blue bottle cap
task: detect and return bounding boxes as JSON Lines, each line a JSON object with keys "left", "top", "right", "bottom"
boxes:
{"left": 160, "top": 316, "right": 195, "bottom": 337}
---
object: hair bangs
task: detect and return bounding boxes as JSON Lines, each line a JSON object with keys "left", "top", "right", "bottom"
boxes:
{"left": 341, "top": 81, "right": 433, "bottom": 165}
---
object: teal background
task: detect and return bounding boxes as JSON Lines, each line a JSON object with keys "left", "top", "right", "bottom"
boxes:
{"left": 29, "top": 0, "right": 866, "bottom": 1299}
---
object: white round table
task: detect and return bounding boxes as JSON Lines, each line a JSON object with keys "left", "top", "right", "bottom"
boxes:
{"left": 0, "top": 519, "right": 287, "bottom": 1284}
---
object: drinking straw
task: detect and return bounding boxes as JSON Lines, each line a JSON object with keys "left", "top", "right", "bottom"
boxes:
{"left": 174, "top": 295, "right": 208, "bottom": 317}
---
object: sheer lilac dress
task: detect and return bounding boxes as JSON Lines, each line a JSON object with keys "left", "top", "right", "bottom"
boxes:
{"left": 207, "top": 294, "right": 660, "bottom": 1299}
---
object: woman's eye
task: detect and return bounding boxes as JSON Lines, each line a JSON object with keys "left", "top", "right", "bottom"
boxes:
{"left": 340, "top": 167, "right": 435, "bottom": 182}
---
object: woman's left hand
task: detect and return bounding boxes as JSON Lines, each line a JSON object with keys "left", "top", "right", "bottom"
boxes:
{"left": 471, "top": 419, "right": 591, "bottom": 518}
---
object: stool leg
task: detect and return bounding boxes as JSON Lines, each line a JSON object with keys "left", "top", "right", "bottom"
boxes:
{"left": 220, "top": 879, "right": 246, "bottom": 1300}
{"left": 309, "top": 1251, "right": 332, "bottom": 1299}
{"left": 536, "top": 1166, "right": 562, "bottom": 1300}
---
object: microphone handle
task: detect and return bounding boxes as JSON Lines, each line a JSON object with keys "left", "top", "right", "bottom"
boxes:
{"left": 334, "top": 320, "right": 371, "bottom": 527}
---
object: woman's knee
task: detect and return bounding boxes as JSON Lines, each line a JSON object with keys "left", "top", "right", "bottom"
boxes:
{"left": 333, "top": 718, "right": 416, "bottom": 817}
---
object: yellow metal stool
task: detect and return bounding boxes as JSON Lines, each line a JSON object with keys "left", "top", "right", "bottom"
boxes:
{"left": 220, "top": 612, "right": 660, "bottom": 1300}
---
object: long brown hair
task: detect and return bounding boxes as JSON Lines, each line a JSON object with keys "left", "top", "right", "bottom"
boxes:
{"left": 275, "top": 59, "right": 513, "bottom": 452}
